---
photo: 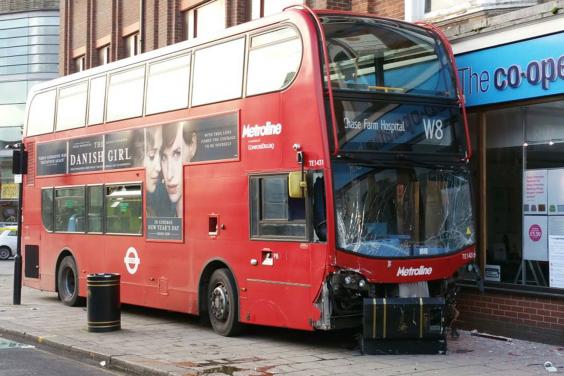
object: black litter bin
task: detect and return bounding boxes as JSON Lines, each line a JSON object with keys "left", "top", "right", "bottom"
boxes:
{"left": 87, "top": 273, "right": 120, "bottom": 332}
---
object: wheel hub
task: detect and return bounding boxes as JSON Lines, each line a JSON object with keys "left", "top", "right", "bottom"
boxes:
{"left": 63, "top": 268, "right": 75, "bottom": 296}
{"left": 210, "top": 284, "right": 229, "bottom": 321}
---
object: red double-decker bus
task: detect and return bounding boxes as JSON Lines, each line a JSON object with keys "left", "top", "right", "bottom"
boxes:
{"left": 21, "top": 7, "right": 475, "bottom": 344}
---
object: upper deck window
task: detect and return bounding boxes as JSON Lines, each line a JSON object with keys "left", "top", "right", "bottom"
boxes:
{"left": 321, "top": 16, "right": 455, "bottom": 99}
{"left": 88, "top": 75, "right": 106, "bottom": 125}
{"left": 192, "top": 37, "right": 244, "bottom": 106}
{"left": 146, "top": 54, "right": 190, "bottom": 115}
{"left": 106, "top": 66, "right": 145, "bottom": 122}
{"left": 56, "top": 81, "right": 87, "bottom": 131}
{"left": 27, "top": 89, "right": 56, "bottom": 136}
{"left": 246, "top": 27, "right": 302, "bottom": 96}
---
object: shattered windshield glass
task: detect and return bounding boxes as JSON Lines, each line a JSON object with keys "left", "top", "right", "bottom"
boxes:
{"left": 334, "top": 161, "right": 475, "bottom": 258}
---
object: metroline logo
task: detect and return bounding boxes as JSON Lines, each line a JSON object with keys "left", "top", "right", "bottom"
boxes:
{"left": 242, "top": 121, "right": 282, "bottom": 138}
{"left": 396, "top": 266, "right": 433, "bottom": 277}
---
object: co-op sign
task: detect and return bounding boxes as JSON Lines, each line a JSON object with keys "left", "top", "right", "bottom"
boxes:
{"left": 455, "top": 32, "right": 564, "bottom": 107}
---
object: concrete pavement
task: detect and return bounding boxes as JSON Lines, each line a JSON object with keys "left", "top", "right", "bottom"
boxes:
{"left": 0, "top": 262, "right": 562, "bottom": 375}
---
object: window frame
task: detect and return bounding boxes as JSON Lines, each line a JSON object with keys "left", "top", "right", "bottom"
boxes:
{"left": 245, "top": 24, "right": 303, "bottom": 97}
{"left": 190, "top": 35, "right": 246, "bottom": 107}
{"left": 104, "top": 182, "right": 143, "bottom": 236}
{"left": 86, "top": 184, "right": 104, "bottom": 234}
{"left": 145, "top": 52, "right": 191, "bottom": 116}
{"left": 106, "top": 64, "right": 146, "bottom": 122}
{"left": 249, "top": 173, "right": 309, "bottom": 241}
{"left": 56, "top": 80, "right": 88, "bottom": 131}
{"left": 41, "top": 187, "right": 54, "bottom": 232}
{"left": 53, "top": 185, "right": 87, "bottom": 234}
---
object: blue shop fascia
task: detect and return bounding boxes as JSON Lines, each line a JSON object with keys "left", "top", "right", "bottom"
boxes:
{"left": 452, "top": 25, "right": 564, "bottom": 293}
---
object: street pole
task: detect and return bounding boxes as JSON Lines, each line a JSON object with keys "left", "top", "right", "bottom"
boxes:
{"left": 12, "top": 143, "right": 25, "bottom": 305}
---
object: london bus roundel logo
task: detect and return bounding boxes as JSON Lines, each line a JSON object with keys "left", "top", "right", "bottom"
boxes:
{"left": 124, "top": 247, "right": 140, "bottom": 274}
{"left": 529, "top": 224, "right": 542, "bottom": 242}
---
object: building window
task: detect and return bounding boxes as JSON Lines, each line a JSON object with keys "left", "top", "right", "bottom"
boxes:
{"left": 125, "top": 33, "right": 139, "bottom": 57}
{"left": 424, "top": 0, "right": 458, "bottom": 12}
{"left": 98, "top": 45, "right": 110, "bottom": 65}
{"left": 74, "top": 55, "right": 85, "bottom": 72}
{"left": 251, "top": 0, "right": 300, "bottom": 20}
{"left": 186, "top": 0, "right": 225, "bottom": 40}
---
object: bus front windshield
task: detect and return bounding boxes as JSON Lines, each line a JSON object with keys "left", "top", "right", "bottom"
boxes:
{"left": 334, "top": 162, "right": 474, "bottom": 258}
{"left": 321, "top": 15, "right": 456, "bottom": 98}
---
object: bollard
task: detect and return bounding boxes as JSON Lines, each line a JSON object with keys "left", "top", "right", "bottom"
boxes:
{"left": 87, "top": 273, "right": 120, "bottom": 332}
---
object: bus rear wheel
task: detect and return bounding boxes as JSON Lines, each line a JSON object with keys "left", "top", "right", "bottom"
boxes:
{"left": 207, "top": 269, "right": 241, "bottom": 336}
{"left": 57, "top": 256, "right": 84, "bottom": 306}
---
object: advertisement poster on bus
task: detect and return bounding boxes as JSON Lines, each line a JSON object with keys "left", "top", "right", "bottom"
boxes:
{"left": 37, "top": 141, "right": 67, "bottom": 175}
{"left": 105, "top": 129, "right": 144, "bottom": 170}
{"left": 145, "top": 113, "right": 238, "bottom": 240}
{"left": 36, "top": 113, "right": 238, "bottom": 241}
{"left": 69, "top": 135, "right": 104, "bottom": 173}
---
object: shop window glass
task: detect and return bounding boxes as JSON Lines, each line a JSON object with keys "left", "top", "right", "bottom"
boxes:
{"left": 484, "top": 100, "right": 564, "bottom": 289}
{"left": 485, "top": 107, "right": 523, "bottom": 283}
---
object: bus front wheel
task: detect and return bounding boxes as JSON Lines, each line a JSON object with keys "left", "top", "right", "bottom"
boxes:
{"left": 57, "top": 256, "right": 84, "bottom": 306}
{"left": 207, "top": 269, "right": 241, "bottom": 336}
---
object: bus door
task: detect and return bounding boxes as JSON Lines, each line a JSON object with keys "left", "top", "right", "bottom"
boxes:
{"left": 244, "top": 173, "right": 313, "bottom": 330}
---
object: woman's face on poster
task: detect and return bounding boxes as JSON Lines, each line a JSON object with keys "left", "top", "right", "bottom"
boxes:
{"left": 161, "top": 125, "right": 183, "bottom": 203}
{"left": 144, "top": 127, "right": 162, "bottom": 193}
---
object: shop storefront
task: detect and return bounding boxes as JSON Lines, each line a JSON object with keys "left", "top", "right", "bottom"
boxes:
{"left": 454, "top": 30, "right": 564, "bottom": 344}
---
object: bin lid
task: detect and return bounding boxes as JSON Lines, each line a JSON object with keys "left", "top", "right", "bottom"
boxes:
{"left": 87, "top": 273, "right": 120, "bottom": 281}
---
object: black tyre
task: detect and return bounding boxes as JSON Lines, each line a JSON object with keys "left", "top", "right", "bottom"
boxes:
{"left": 207, "top": 269, "right": 241, "bottom": 336}
{"left": 57, "top": 256, "right": 84, "bottom": 306}
{"left": 0, "top": 247, "right": 11, "bottom": 260}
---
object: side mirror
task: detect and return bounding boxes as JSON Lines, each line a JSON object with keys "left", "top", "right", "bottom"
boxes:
{"left": 288, "top": 171, "right": 306, "bottom": 198}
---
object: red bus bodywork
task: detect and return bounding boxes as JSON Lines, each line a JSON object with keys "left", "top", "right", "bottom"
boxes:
{"left": 21, "top": 8, "right": 475, "bottom": 333}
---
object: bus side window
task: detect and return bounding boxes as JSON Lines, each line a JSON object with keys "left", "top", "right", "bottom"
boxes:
{"left": 313, "top": 176, "right": 327, "bottom": 242}
{"left": 41, "top": 188, "right": 54, "bottom": 232}
{"left": 250, "top": 175, "right": 306, "bottom": 240}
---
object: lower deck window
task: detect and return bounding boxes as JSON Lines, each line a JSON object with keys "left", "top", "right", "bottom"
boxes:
{"left": 54, "top": 187, "right": 85, "bottom": 232}
{"left": 106, "top": 184, "right": 142, "bottom": 234}
{"left": 250, "top": 174, "right": 306, "bottom": 239}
